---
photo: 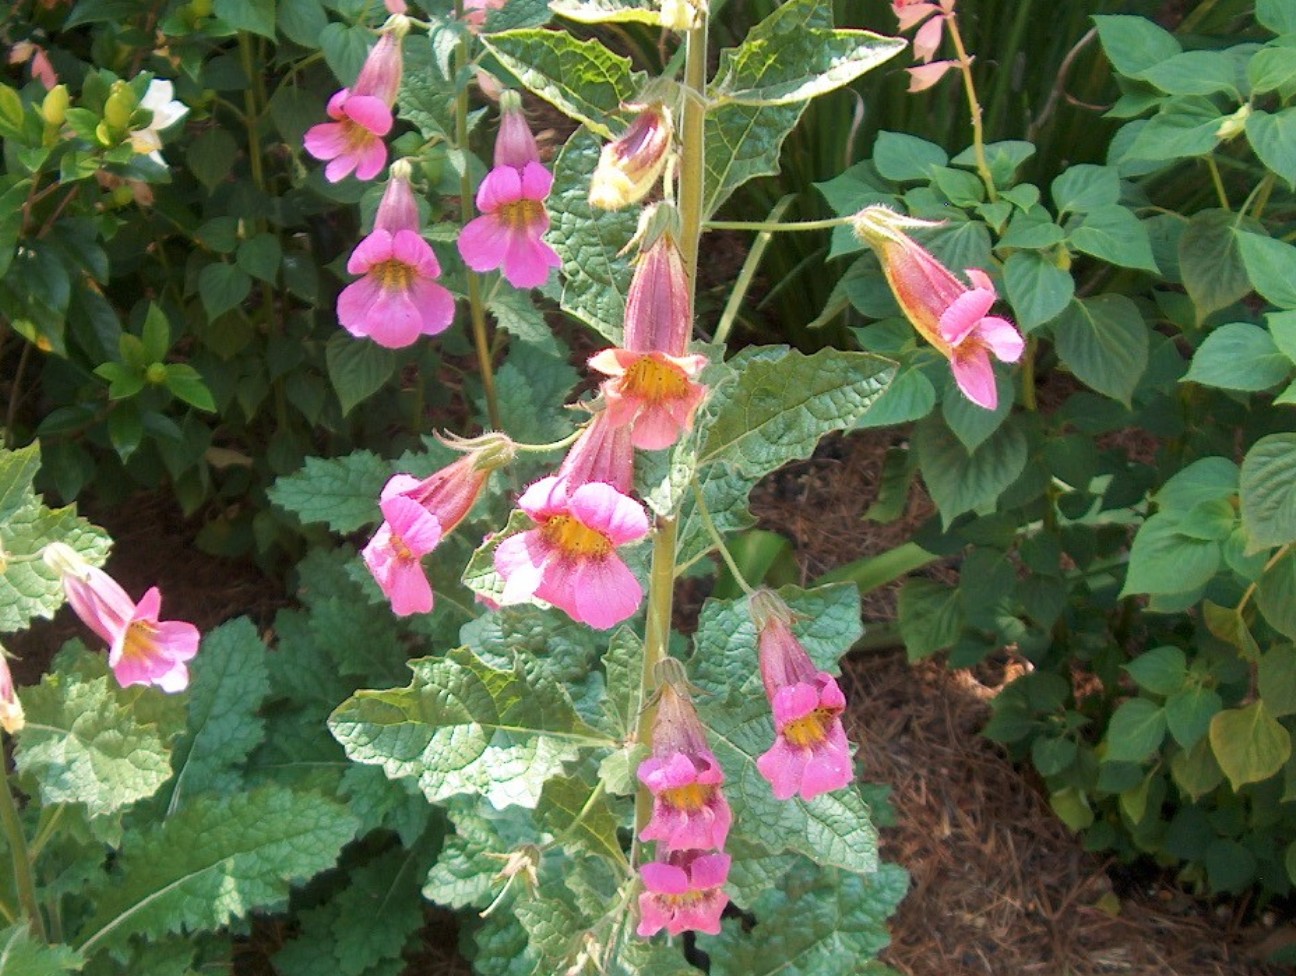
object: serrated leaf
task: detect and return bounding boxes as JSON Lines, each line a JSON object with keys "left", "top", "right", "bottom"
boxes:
{"left": 0, "top": 442, "right": 41, "bottom": 523}
{"left": 329, "top": 647, "right": 612, "bottom": 809}
{"left": 0, "top": 924, "right": 83, "bottom": 975}
{"left": 424, "top": 803, "right": 538, "bottom": 910}
{"left": 536, "top": 774, "right": 626, "bottom": 864}
{"left": 166, "top": 618, "right": 269, "bottom": 810}
{"left": 690, "top": 585, "right": 861, "bottom": 699}
{"left": 698, "top": 347, "right": 892, "bottom": 477}
{"left": 700, "top": 693, "right": 877, "bottom": 876}
{"left": 76, "top": 785, "right": 358, "bottom": 953}
{"left": 602, "top": 626, "right": 641, "bottom": 737}
{"left": 547, "top": 128, "right": 637, "bottom": 342}
{"left": 268, "top": 450, "right": 390, "bottom": 532}
{"left": 492, "top": 340, "right": 579, "bottom": 443}
{"left": 0, "top": 496, "right": 110, "bottom": 633}
{"left": 711, "top": 26, "right": 904, "bottom": 107}
{"left": 1209, "top": 700, "right": 1291, "bottom": 791}
{"left": 708, "top": 863, "right": 908, "bottom": 976}
{"left": 913, "top": 415, "right": 1028, "bottom": 527}
{"left": 1241, "top": 433, "right": 1296, "bottom": 549}
{"left": 481, "top": 31, "right": 640, "bottom": 138}
{"left": 1052, "top": 296, "right": 1148, "bottom": 405}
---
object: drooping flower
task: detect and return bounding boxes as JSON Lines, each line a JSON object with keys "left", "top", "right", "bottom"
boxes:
{"left": 129, "top": 79, "right": 188, "bottom": 166}
{"left": 750, "top": 590, "right": 854, "bottom": 802}
{"left": 891, "top": 1, "right": 960, "bottom": 91}
{"left": 457, "top": 91, "right": 562, "bottom": 289}
{"left": 304, "top": 25, "right": 406, "bottom": 182}
{"left": 556, "top": 408, "right": 635, "bottom": 495}
{"left": 637, "top": 849, "right": 731, "bottom": 938}
{"left": 364, "top": 434, "right": 514, "bottom": 616}
{"left": 638, "top": 683, "right": 732, "bottom": 851}
{"left": 589, "top": 103, "right": 674, "bottom": 211}
{"left": 493, "top": 476, "right": 649, "bottom": 629}
{"left": 852, "top": 205, "right": 1023, "bottom": 410}
{"left": 588, "top": 207, "right": 707, "bottom": 449}
{"left": 337, "top": 163, "right": 455, "bottom": 348}
{"left": 43, "top": 543, "right": 200, "bottom": 693}
{"left": 0, "top": 653, "right": 23, "bottom": 735}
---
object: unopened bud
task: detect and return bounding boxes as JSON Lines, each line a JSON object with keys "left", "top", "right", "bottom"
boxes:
{"left": 1216, "top": 103, "right": 1251, "bottom": 141}
{"left": 103, "top": 81, "right": 137, "bottom": 130}
{"left": 589, "top": 103, "right": 673, "bottom": 211}
{"left": 494, "top": 91, "right": 540, "bottom": 169}
{"left": 42, "top": 85, "right": 69, "bottom": 127}
{"left": 0, "top": 651, "right": 23, "bottom": 736}
{"left": 146, "top": 363, "right": 168, "bottom": 384}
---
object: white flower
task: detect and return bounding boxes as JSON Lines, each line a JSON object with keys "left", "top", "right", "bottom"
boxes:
{"left": 129, "top": 79, "right": 188, "bottom": 165}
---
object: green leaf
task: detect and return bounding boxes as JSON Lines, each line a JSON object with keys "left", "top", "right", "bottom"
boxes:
{"left": 1153, "top": 456, "right": 1239, "bottom": 511}
{"left": 1184, "top": 322, "right": 1290, "bottom": 391}
{"left": 0, "top": 179, "right": 31, "bottom": 279}
{"left": 1237, "top": 231, "right": 1296, "bottom": 309}
{"left": 277, "top": 0, "right": 328, "bottom": 49}
{"left": 1209, "top": 700, "right": 1291, "bottom": 791}
{"left": 690, "top": 584, "right": 861, "bottom": 698}
{"left": 480, "top": 31, "right": 640, "bottom": 138}
{"left": 0, "top": 496, "right": 110, "bottom": 633}
{"left": 492, "top": 341, "right": 579, "bottom": 444}
{"left": 0, "top": 85, "right": 24, "bottom": 141}
{"left": 1103, "top": 698, "right": 1167, "bottom": 763}
{"left": 1259, "top": 554, "right": 1296, "bottom": 639}
{"left": 549, "top": 0, "right": 663, "bottom": 24}
{"left": 1137, "top": 50, "right": 1243, "bottom": 97}
{"left": 1260, "top": 644, "right": 1296, "bottom": 718}
{"left": 1202, "top": 600, "right": 1260, "bottom": 660}
{"left": 163, "top": 363, "right": 217, "bottom": 412}
{"left": 853, "top": 365, "right": 935, "bottom": 428}
{"left": 913, "top": 416, "right": 1028, "bottom": 527}
{"left": 213, "top": 0, "right": 276, "bottom": 38}
{"left": 698, "top": 346, "right": 893, "bottom": 477}
{"left": 1170, "top": 735, "right": 1224, "bottom": 798}
{"left": 1257, "top": 0, "right": 1296, "bottom": 32}
{"left": 1069, "top": 205, "right": 1158, "bottom": 272}
{"left": 1241, "top": 433, "right": 1296, "bottom": 549}
{"left": 329, "top": 647, "right": 610, "bottom": 809}
{"left": 1093, "top": 15, "right": 1181, "bottom": 76}
{"left": 1121, "top": 512, "right": 1221, "bottom": 597}
{"left": 1126, "top": 97, "right": 1225, "bottom": 162}
{"left": 320, "top": 23, "right": 372, "bottom": 86}
{"left": 1052, "top": 295, "right": 1148, "bottom": 406}
{"left": 168, "top": 618, "right": 269, "bottom": 807}
{"left": 187, "top": 128, "right": 238, "bottom": 193}
{"left": 547, "top": 127, "right": 637, "bottom": 342}
{"left": 1179, "top": 209, "right": 1253, "bottom": 322}
{"left": 424, "top": 803, "right": 538, "bottom": 910}
{"left": 0, "top": 442, "right": 41, "bottom": 524}
{"left": 76, "top": 785, "right": 358, "bottom": 952}
{"left": 711, "top": 25, "right": 904, "bottom": 107}
{"left": 15, "top": 672, "right": 174, "bottom": 818}
{"left": 268, "top": 449, "right": 390, "bottom": 532}
{"left": 0, "top": 924, "right": 83, "bottom": 975}
{"left": 1124, "top": 646, "right": 1187, "bottom": 696}
{"left": 897, "top": 578, "right": 962, "bottom": 660}
{"left": 1166, "top": 685, "right": 1223, "bottom": 750}
{"left": 197, "top": 262, "right": 251, "bottom": 320}
{"left": 325, "top": 333, "right": 396, "bottom": 416}
{"left": 1247, "top": 107, "right": 1296, "bottom": 189}
{"left": 1051, "top": 164, "right": 1121, "bottom": 215}
{"left": 237, "top": 233, "right": 282, "bottom": 284}
{"left": 700, "top": 693, "right": 877, "bottom": 876}
{"left": 1003, "top": 251, "right": 1073, "bottom": 332}
{"left": 942, "top": 374, "right": 1011, "bottom": 451}
{"left": 536, "top": 774, "right": 625, "bottom": 864}
{"left": 872, "top": 131, "right": 947, "bottom": 182}
{"left": 708, "top": 864, "right": 909, "bottom": 976}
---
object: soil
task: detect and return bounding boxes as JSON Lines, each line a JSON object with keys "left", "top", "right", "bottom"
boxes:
{"left": 9, "top": 429, "right": 1292, "bottom": 976}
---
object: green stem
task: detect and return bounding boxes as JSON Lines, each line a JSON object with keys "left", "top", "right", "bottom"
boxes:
{"left": 712, "top": 195, "right": 797, "bottom": 345}
{"left": 1206, "top": 157, "right": 1230, "bottom": 211}
{"left": 0, "top": 766, "right": 45, "bottom": 940}
{"left": 1237, "top": 544, "right": 1291, "bottom": 616}
{"left": 676, "top": 18, "right": 709, "bottom": 277}
{"left": 454, "top": 4, "right": 501, "bottom": 431}
{"left": 703, "top": 215, "right": 850, "bottom": 234}
{"left": 813, "top": 541, "right": 939, "bottom": 595}
{"left": 945, "top": 12, "right": 996, "bottom": 202}
{"left": 691, "top": 479, "right": 754, "bottom": 595}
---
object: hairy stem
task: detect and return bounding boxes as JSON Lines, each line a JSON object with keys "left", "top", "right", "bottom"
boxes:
{"left": 0, "top": 766, "right": 45, "bottom": 941}
{"left": 945, "top": 12, "right": 996, "bottom": 202}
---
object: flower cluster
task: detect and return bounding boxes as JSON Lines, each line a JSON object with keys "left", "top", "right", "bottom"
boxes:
{"left": 636, "top": 682, "right": 732, "bottom": 937}
{"left": 892, "top": 0, "right": 960, "bottom": 91}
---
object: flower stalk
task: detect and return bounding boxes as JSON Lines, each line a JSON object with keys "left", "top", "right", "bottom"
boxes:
{"left": 0, "top": 767, "right": 45, "bottom": 941}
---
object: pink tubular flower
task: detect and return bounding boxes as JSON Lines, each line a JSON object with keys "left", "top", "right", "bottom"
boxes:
{"left": 750, "top": 591, "right": 854, "bottom": 802}
{"left": 589, "top": 103, "right": 674, "bottom": 211}
{"left": 638, "top": 683, "right": 732, "bottom": 851}
{"left": 556, "top": 409, "right": 635, "bottom": 495}
{"left": 337, "top": 165, "right": 454, "bottom": 348}
{"left": 588, "top": 206, "right": 707, "bottom": 450}
{"left": 0, "top": 654, "right": 23, "bottom": 734}
{"left": 304, "top": 28, "right": 405, "bottom": 182}
{"left": 493, "top": 475, "right": 649, "bottom": 629}
{"left": 852, "top": 206, "right": 1023, "bottom": 410}
{"left": 637, "top": 849, "right": 731, "bottom": 938}
{"left": 43, "top": 543, "right": 199, "bottom": 693}
{"left": 457, "top": 92, "right": 562, "bottom": 289}
{"left": 364, "top": 435, "right": 514, "bottom": 616}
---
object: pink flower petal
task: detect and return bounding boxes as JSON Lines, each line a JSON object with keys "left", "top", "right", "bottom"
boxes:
{"left": 457, "top": 214, "right": 510, "bottom": 273}
{"left": 495, "top": 532, "right": 546, "bottom": 604}
{"left": 387, "top": 562, "right": 435, "bottom": 616}
{"left": 907, "top": 59, "right": 958, "bottom": 92}
{"left": 571, "top": 556, "right": 642, "bottom": 629}
{"left": 501, "top": 231, "right": 559, "bottom": 289}
{"left": 949, "top": 345, "right": 999, "bottom": 409}
{"left": 353, "top": 137, "right": 389, "bottom": 182}
{"left": 567, "top": 482, "right": 649, "bottom": 545}
{"left": 365, "top": 285, "right": 426, "bottom": 349}
{"left": 380, "top": 496, "right": 443, "bottom": 553}
{"left": 475, "top": 165, "right": 524, "bottom": 213}
{"left": 324, "top": 153, "right": 359, "bottom": 183}
{"left": 347, "top": 231, "right": 395, "bottom": 275}
{"left": 516, "top": 476, "right": 567, "bottom": 520}
{"left": 913, "top": 14, "right": 944, "bottom": 62}
{"left": 337, "top": 276, "right": 384, "bottom": 337}
{"left": 343, "top": 95, "right": 393, "bottom": 136}
{"left": 153, "top": 618, "right": 200, "bottom": 662}
{"left": 304, "top": 121, "right": 349, "bottom": 160}
{"left": 640, "top": 862, "right": 690, "bottom": 896}
{"left": 939, "top": 287, "right": 997, "bottom": 346}
{"left": 518, "top": 160, "right": 554, "bottom": 200}
{"left": 980, "top": 316, "right": 1025, "bottom": 362}
{"left": 410, "top": 278, "right": 456, "bottom": 336}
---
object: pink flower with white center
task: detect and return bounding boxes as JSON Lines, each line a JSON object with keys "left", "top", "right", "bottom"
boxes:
{"left": 337, "top": 166, "right": 455, "bottom": 348}
{"left": 493, "top": 475, "right": 649, "bottom": 629}
{"left": 456, "top": 92, "right": 562, "bottom": 289}
{"left": 43, "top": 543, "right": 199, "bottom": 694}
{"left": 363, "top": 495, "right": 442, "bottom": 616}
{"left": 304, "top": 28, "right": 405, "bottom": 182}
{"left": 638, "top": 683, "right": 732, "bottom": 851}
{"left": 750, "top": 591, "right": 854, "bottom": 802}
{"left": 556, "top": 408, "right": 635, "bottom": 495}
{"left": 363, "top": 434, "right": 515, "bottom": 616}
{"left": 852, "top": 206, "right": 1023, "bottom": 410}
{"left": 637, "top": 849, "right": 731, "bottom": 938}
{"left": 588, "top": 207, "right": 708, "bottom": 450}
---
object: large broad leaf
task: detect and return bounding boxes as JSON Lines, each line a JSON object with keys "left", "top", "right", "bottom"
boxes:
{"left": 1209, "top": 701, "right": 1291, "bottom": 791}
{"left": 536, "top": 773, "right": 626, "bottom": 864}
{"left": 1179, "top": 210, "right": 1253, "bottom": 322}
{"left": 1237, "top": 231, "right": 1296, "bottom": 310}
{"left": 1184, "top": 322, "right": 1290, "bottom": 392}
{"left": 481, "top": 31, "right": 641, "bottom": 138}
{"left": 1121, "top": 511, "right": 1221, "bottom": 597}
{"left": 1241, "top": 433, "right": 1296, "bottom": 549}
{"left": 1052, "top": 295, "right": 1148, "bottom": 406}
{"left": 165, "top": 618, "right": 270, "bottom": 810}
{"left": 706, "top": 863, "right": 908, "bottom": 976}
{"left": 0, "top": 925, "right": 83, "bottom": 976}
{"left": 549, "top": 0, "right": 663, "bottom": 24}
{"left": 547, "top": 128, "right": 638, "bottom": 343}
{"left": 423, "top": 802, "right": 540, "bottom": 911}
{"left": 267, "top": 450, "right": 391, "bottom": 533}
{"left": 329, "top": 647, "right": 613, "bottom": 809}
{"left": 913, "top": 415, "right": 1028, "bottom": 527}
{"left": 75, "top": 785, "right": 358, "bottom": 954}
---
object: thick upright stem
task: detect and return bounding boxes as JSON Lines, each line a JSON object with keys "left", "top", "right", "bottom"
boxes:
{"left": 945, "top": 15, "right": 996, "bottom": 203}
{"left": 453, "top": 7, "right": 501, "bottom": 430}
{"left": 676, "top": 19, "right": 709, "bottom": 278}
{"left": 0, "top": 768, "right": 45, "bottom": 941}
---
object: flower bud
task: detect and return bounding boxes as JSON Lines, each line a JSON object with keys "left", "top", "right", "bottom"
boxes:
{"left": 494, "top": 90, "right": 540, "bottom": 169}
{"left": 557, "top": 409, "right": 634, "bottom": 495}
{"left": 373, "top": 161, "right": 420, "bottom": 235}
{"left": 353, "top": 30, "right": 404, "bottom": 105}
{"left": 0, "top": 651, "right": 23, "bottom": 735}
{"left": 589, "top": 103, "right": 673, "bottom": 211}
{"left": 1216, "top": 103, "right": 1251, "bottom": 141}
{"left": 103, "top": 81, "right": 137, "bottom": 131}
{"left": 622, "top": 205, "right": 691, "bottom": 356}
{"left": 42, "top": 84, "right": 69, "bottom": 127}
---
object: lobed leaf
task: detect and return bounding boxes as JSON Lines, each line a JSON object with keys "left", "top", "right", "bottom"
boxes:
{"left": 267, "top": 449, "right": 391, "bottom": 533}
